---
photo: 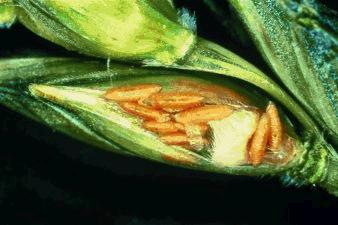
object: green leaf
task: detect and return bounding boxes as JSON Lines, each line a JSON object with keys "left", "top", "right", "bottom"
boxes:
{"left": 14, "top": 0, "right": 195, "bottom": 65}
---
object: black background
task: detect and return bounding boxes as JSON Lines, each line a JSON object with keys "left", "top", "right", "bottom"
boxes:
{"left": 0, "top": 1, "right": 337, "bottom": 225}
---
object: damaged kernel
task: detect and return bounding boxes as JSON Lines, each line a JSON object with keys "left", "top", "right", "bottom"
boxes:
{"left": 148, "top": 92, "right": 204, "bottom": 112}
{"left": 103, "top": 82, "right": 296, "bottom": 166}
{"left": 184, "top": 124, "right": 208, "bottom": 151}
{"left": 160, "top": 132, "right": 208, "bottom": 151}
{"left": 174, "top": 105, "right": 233, "bottom": 124}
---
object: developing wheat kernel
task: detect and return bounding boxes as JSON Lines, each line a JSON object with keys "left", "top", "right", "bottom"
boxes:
{"left": 104, "top": 82, "right": 296, "bottom": 166}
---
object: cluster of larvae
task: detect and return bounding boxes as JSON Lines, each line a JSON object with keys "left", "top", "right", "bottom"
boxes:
{"left": 103, "top": 82, "right": 295, "bottom": 166}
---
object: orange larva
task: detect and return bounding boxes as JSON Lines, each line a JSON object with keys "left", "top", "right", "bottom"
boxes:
{"left": 107, "top": 83, "right": 289, "bottom": 165}
{"left": 142, "top": 121, "right": 184, "bottom": 134}
{"left": 174, "top": 105, "right": 233, "bottom": 124}
{"left": 148, "top": 92, "right": 204, "bottom": 112}
{"left": 159, "top": 132, "right": 208, "bottom": 151}
{"left": 266, "top": 102, "right": 283, "bottom": 151}
{"left": 104, "top": 84, "right": 162, "bottom": 102}
{"left": 160, "top": 132, "right": 190, "bottom": 146}
{"left": 119, "top": 102, "right": 170, "bottom": 122}
{"left": 249, "top": 113, "right": 271, "bottom": 166}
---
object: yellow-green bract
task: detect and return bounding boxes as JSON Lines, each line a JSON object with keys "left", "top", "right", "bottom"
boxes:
{"left": 14, "top": 0, "right": 194, "bottom": 65}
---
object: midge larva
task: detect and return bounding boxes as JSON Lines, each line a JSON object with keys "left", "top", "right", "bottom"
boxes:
{"left": 266, "top": 102, "right": 283, "bottom": 151}
{"left": 174, "top": 105, "right": 234, "bottom": 124}
{"left": 147, "top": 92, "right": 204, "bottom": 112}
{"left": 248, "top": 113, "right": 271, "bottom": 165}
{"left": 103, "top": 80, "right": 296, "bottom": 166}
{"left": 118, "top": 102, "right": 170, "bottom": 123}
